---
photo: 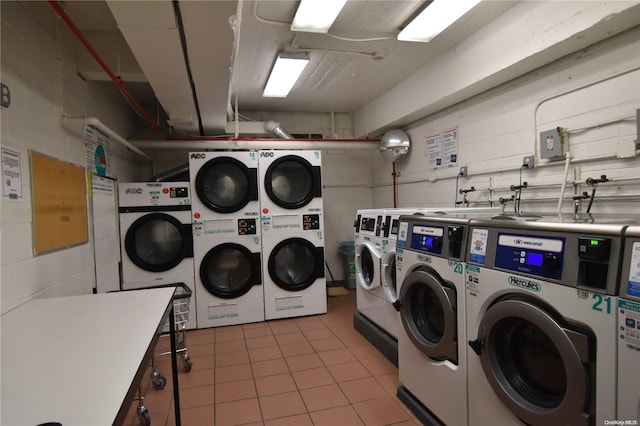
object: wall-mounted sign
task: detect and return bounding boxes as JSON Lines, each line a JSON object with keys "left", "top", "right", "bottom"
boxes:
{"left": 2, "top": 146, "right": 23, "bottom": 201}
{"left": 425, "top": 127, "right": 459, "bottom": 170}
{"left": 84, "top": 124, "right": 110, "bottom": 177}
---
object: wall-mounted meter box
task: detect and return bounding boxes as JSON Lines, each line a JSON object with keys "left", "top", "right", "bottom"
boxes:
{"left": 540, "top": 128, "right": 564, "bottom": 159}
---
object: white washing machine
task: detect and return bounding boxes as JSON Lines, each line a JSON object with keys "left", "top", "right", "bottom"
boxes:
{"left": 189, "top": 151, "right": 260, "bottom": 226}
{"left": 394, "top": 214, "right": 485, "bottom": 426}
{"left": 465, "top": 218, "right": 623, "bottom": 425}
{"left": 192, "top": 217, "right": 264, "bottom": 327}
{"left": 118, "top": 181, "right": 197, "bottom": 329}
{"left": 261, "top": 213, "right": 327, "bottom": 320}
{"left": 619, "top": 225, "right": 640, "bottom": 422}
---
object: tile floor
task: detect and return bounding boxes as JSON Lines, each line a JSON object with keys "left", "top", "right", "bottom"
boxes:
{"left": 123, "top": 290, "right": 421, "bottom": 425}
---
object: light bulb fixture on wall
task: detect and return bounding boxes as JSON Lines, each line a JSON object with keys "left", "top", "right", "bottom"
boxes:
{"left": 398, "top": 0, "right": 482, "bottom": 43}
{"left": 263, "top": 52, "right": 310, "bottom": 98}
{"left": 291, "top": 0, "right": 348, "bottom": 33}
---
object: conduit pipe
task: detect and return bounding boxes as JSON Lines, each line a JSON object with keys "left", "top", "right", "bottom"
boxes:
{"left": 133, "top": 138, "right": 379, "bottom": 151}
{"left": 556, "top": 152, "right": 572, "bottom": 214}
{"left": 48, "top": 1, "right": 165, "bottom": 137}
{"left": 62, "top": 116, "right": 153, "bottom": 161}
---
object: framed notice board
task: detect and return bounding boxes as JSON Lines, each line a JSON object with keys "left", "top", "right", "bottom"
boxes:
{"left": 30, "top": 150, "right": 88, "bottom": 255}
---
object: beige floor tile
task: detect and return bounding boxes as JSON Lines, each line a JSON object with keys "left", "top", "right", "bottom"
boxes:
{"left": 309, "top": 405, "right": 365, "bottom": 426}
{"left": 215, "top": 338, "right": 247, "bottom": 354}
{"left": 179, "top": 384, "right": 215, "bottom": 409}
{"left": 244, "top": 326, "right": 274, "bottom": 338}
{"left": 248, "top": 345, "right": 283, "bottom": 362}
{"left": 269, "top": 319, "right": 301, "bottom": 335}
{"left": 259, "top": 391, "right": 307, "bottom": 420}
{"left": 215, "top": 327, "right": 244, "bottom": 342}
{"left": 255, "top": 372, "right": 297, "bottom": 396}
{"left": 274, "top": 331, "right": 307, "bottom": 345}
{"left": 295, "top": 316, "right": 327, "bottom": 331}
{"left": 302, "top": 327, "right": 335, "bottom": 341}
{"left": 215, "top": 349, "right": 250, "bottom": 367}
{"left": 317, "top": 348, "right": 358, "bottom": 366}
{"left": 309, "top": 336, "right": 346, "bottom": 352}
{"left": 215, "top": 378, "right": 257, "bottom": 403}
{"left": 215, "top": 398, "right": 262, "bottom": 425}
{"left": 252, "top": 358, "right": 290, "bottom": 378}
{"left": 264, "top": 413, "right": 313, "bottom": 426}
{"left": 299, "top": 383, "right": 350, "bottom": 412}
{"left": 178, "top": 366, "right": 214, "bottom": 389}
{"left": 279, "top": 341, "right": 315, "bottom": 357}
{"left": 184, "top": 341, "right": 215, "bottom": 357}
{"left": 246, "top": 335, "right": 278, "bottom": 349}
{"left": 187, "top": 353, "right": 215, "bottom": 371}
{"left": 169, "top": 404, "right": 214, "bottom": 426}
{"left": 363, "top": 353, "right": 397, "bottom": 376}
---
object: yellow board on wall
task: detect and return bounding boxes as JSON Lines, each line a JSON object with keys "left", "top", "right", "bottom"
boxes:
{"left": 30, "top": 150, "right": 88, "bottom": 255}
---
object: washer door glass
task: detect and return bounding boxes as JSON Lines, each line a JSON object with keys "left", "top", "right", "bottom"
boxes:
{"left": 200, "top": 243, "right": 261, "bottom": 298}
{"left": 195, "top": 157, "right": 257, "bottom": 213}
{"left": 268, "top": 238, "right": 324, "bottom": 291}
{"left": 357, "top": 245, "right": 377, "bottom": 289}
{"left": 265, "top": 156, "right": 321, "bottom": 209}
{"left": 125, "top": 213, "right": 190, "bottom": 272}
{"left": 470, "top": 297, "right": 592, "bottom": 425}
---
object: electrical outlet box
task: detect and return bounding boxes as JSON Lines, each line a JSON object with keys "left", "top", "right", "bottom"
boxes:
{"left": 522, "top": 155, "right": 535, "bottom": 169}
{"left": 459, "top": 166, "right": 468, "bottom": 177}
{"left": 540, "top": 128, "right": 564, "bottom": 159}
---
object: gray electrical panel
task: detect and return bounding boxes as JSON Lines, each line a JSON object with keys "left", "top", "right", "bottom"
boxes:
{"left": 540, "top": 128, "right": 564, "bottom": 159}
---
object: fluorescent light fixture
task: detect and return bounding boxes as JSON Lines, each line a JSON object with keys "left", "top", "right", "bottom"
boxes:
{"left": 291, "top": 0, "right": 348, "bottom": 33}
{"left": 263, "top": 53, "right": 310, "bottom": 98}
{"left": 398, "top": 0, "right": 482, "bottom": 42}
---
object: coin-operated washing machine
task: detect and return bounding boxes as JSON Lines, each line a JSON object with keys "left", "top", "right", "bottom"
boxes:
{"left": 619, "top": 226, "right": 640, "bottom": 422}
{"left": 118, "top": 182, "right": 197, "bottom": 330}
{"left": 465, "top": 218, "right": 624, "bottom": 426}
{"left": 394, "top": 214, "right": 491, "bottom": 426}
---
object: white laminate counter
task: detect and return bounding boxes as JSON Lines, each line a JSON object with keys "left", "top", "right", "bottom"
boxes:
{"left": 1, "top": 287, "right": 175, "bottom": 426}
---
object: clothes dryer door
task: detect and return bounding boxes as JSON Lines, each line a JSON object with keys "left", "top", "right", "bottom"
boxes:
{"left": 263, "top": 155, "right": 321, "bottom": 209}
{"left": 268, "top": 237, "right": 325, "bottom": 291}
{"left": 195, "top": 156, "right": 258, "bottom": 213}
{"left": 399, "top": 266, "right": 458, "bottom": 364}
{"left": 199, "top": 243, "right": 262, "bottom": 298}
{"left": 468, "top": 296, "right": 593, "bottom": 425}
{"left": 124, "top": 212, "right": 193, "bottom": 272}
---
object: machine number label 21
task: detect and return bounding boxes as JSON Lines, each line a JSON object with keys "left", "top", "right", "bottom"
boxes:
{"left": 591, "top": 294, "right": 612, "bottom": 314}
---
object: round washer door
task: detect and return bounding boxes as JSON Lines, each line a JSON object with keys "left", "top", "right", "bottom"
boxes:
{"left": 355, "top": 243, "right": 381, "bottom": 290}
{"left": 264, "top": 155, "right": 321, "bottom": 209}
{"left": 468, "top": 297, "right": 592, "bottom": 425}
{"left": 399, "top": 267, "right": 458, "bottom": 364}
{"left": 199, "top": 243, "right": 262, "bottom": 298}
{"left": 195, "top": 156, "right": 258, "bottom": 213}
{"left": 381, "top": 250, "right": 398, "bottom": 303}
{"left": 268, "top": 237, "right": 325, "bottom": 291}
{"left": 125, "top": 213, "right": 193, "bottom": 272}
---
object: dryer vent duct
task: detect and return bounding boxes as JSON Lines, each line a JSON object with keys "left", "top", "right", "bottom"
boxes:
{"left": 265, "top": 121, "right": 293, "bottom": 139}
{"left": 380, "top": 129, "right": 410, "bottom": 161}
{"left": 152, "top": 164, "right": 190, "bottom": 182}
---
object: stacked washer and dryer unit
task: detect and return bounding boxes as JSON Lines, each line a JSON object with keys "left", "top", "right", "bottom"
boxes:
{"left": 118, "top": 181, "right": 197, "bottom": 330}
{"left": 259, "top": 150, "right": 327, "bottom": 320}
{"left": 189, "top": 150, "right": 326, "bottom": 328}
{"left": 189, "top": 152, "right": 264, "bottom": 328}
{"left": 464, "top": 218, "right": 623, "bottom": 426}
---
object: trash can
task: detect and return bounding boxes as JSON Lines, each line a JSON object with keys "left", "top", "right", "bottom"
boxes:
{"left": 337, "top": 241, "right": 356, "bottom": 289}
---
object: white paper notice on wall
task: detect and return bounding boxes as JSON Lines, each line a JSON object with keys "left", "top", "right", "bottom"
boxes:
{"left": 425, "top": 127, "right": 459, "bottom": 170}
{"left": 2, "top": 146, "right": 23, "bottom": 201}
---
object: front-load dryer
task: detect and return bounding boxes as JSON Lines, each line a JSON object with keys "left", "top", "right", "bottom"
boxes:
{"left": 465, "top": 218, "right": 624, "bottom": 426}
{"left": 193, "top": 217, "right": 263, "bottom": 328}
{"left": 394, "top": 214, "right": 481, "bottom": 426}
{"left": 258, "top": 149, "right": 322, "bottom": 219}
{"left": 619, "top": 226, "right": 640, "bottom": 422}
{"left": 262, "top": 213, "right": 327, "bottom": 320}
{"left": 118, "top": 181, "right": 197, "bottom": 329}
{"left": 189, "top": 151, "right": 260, "bottom": 226}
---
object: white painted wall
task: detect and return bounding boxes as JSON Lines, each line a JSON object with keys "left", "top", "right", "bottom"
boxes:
{"left": 0, "top": 2, "right": 149, "bottom": 313}
{"left": 372, "top": 27, "right": 640, "bottom": 217}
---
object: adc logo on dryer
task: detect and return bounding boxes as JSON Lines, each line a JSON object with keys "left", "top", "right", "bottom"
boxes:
{"left": 190, "top": 153, "right": 206, "bottom": 159}
{"left": 125, "top": 188, "right": 143, "bottom": 194}
{"left": 260, "top": 151, "right": 275, "bottom": 157}
{"left": 508, "top": 275, "right": 541, "bottom": 292}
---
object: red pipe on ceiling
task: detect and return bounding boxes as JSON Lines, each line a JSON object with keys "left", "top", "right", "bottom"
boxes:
{"left": 48, "top": 0, "right": 165, "bottom": 137}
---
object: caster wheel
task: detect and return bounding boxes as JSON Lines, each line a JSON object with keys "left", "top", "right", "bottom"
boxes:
{"left": 152, "top": 374, "right": 167, "bottom": 390}
{"left": 182, "top": 355, "right": 192, "bottom": 372}
{"left": 137, "top": 406, "right": 150, "bottom": 426}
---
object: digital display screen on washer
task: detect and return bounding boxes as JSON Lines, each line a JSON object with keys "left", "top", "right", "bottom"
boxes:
{"left": 410, "top": 225, "right": 443, "bottom": 254}
{"left": 170, "top": 187, "right": 188, "bottom": 198}
{"left": 390, "top": 219, "right": 399, "bottom": 236}
{"left": 495, "top": 233, "right": 564, "bottom": 280}
{"left": 361, "top": 217, "right": 376, "bottom": 232}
